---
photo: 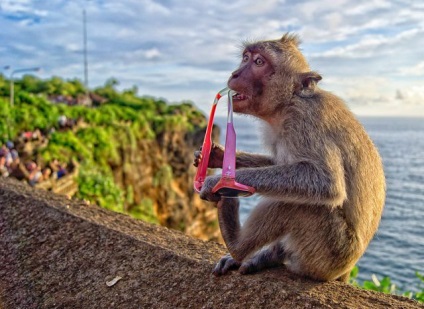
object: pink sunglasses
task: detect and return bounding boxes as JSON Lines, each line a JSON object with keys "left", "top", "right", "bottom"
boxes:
{"left": 194, "top": 87, "right": 255, "bottom": 198}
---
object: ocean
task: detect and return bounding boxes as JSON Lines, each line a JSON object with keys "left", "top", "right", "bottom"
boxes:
{"left": 213, "top": 115, "right": 424, "bottom": 290}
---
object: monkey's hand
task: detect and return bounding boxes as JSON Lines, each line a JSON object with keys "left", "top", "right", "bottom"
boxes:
{"left": 193, "top": 143, "right": 224, "bottom": 169}
{"left": 212, "top": 253, "right": 241, "bottom": 276}
{"left": 199, "top": 174, "right": 221, "bottom": 202}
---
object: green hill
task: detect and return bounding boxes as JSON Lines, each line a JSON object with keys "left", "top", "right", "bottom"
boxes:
{"left": 0, "top": 74, "right": 215, "bottom": 233}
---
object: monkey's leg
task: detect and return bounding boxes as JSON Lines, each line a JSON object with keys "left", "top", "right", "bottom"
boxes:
{"left": 336, "top": 268, "right": 352, "bottom": 283}
{"left": 217, "top": 198, "right": 287, "bottom": 263}
{"left": 216, "top": 198, "right": 245, "bottom": 259}
{"left": 238, "top": 242, "right": 285, "bottom": 275}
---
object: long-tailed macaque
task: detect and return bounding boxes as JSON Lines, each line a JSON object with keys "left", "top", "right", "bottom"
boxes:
{"left": 194, "top": 34, "right": 386, "bottom": 282}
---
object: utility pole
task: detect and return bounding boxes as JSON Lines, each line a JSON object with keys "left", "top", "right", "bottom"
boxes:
{"left": 9, "top": 67, "right": 40, "bottom": 107}
{"left": 7, "top": 67, "right": 40, "bottom": 139}
{"left": 83, "top": 8, "right": 89, "bottom": 91}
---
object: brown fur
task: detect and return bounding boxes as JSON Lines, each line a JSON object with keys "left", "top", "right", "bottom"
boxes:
{"left": 194, "top": 34, "right": 386, "bottom": 282}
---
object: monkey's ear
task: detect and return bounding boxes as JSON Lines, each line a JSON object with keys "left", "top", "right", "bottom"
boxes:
{"left": 295, "top": 71, "right": 322, "bottom": 98}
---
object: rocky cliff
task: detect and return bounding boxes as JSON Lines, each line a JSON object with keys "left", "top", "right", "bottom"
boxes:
{"left": 1, "top": 178, "right": 422, "bottom": 309}
{"left": 1, "top": 82, "right": 222, "bottom": 242}
{"left": 110, "top": 123, "right": 221, "bottom": 241}
{"left": 15, "top": 108, "right": 222, "bottom": 242}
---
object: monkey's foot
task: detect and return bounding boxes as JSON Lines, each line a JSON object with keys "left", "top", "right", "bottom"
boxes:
{"left": 212, "top": 254, "right": 241, "bottom": 276}
{"left": 239, "top": 246, "right": 284, "bottom": 275}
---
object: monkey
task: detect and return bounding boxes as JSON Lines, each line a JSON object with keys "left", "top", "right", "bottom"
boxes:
{"left": 193, "top": 33, "right": 386, "bottom": 282}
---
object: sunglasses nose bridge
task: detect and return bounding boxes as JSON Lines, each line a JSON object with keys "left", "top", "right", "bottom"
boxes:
{"left": 212, "top": 177, "right": 255, "bottom": 198}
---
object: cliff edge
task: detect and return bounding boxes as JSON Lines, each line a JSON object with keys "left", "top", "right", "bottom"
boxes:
{"left": 0, "top": 178, "right": 422, "bottom": 309}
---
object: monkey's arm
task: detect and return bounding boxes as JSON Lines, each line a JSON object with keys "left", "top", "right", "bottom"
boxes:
{"left": 201, "top": 153, "right": 346, "bottom": 207}
{"left": 194, "top": 143, "right": 274, "bottom": 169}
{"left": 239, "top": 142, "right": 347, "bottom": 206}
{"left": 236, "top": 161, "right": 346, "bottom": 207}
{"left": 236, "top": 151, "right": 274, "bottom": 168}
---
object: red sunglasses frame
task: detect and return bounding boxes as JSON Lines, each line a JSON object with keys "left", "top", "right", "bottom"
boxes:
{"left": 193, "top": 88, "right": 255, "bottom": 198}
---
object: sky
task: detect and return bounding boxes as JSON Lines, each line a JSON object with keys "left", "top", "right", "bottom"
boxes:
{"left": 1, "top": 0, "right": 423, "bottom": 117}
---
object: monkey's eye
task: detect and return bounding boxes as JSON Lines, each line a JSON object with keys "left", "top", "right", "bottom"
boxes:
{"left": 254, "top": 58, "right": 265, "bottom": 66}
{"left": 242, "top": 54, "right": 249, "bottom": 62}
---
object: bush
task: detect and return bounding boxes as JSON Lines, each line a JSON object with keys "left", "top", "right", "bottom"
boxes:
{"left": 76, "top": 164, "right": 124, "bottom": 213}
{"left": 350, "top": 266, "right": 424, "bottom": 303}
{"left": 128, "top": 198, "right": 159, "bottom": 224}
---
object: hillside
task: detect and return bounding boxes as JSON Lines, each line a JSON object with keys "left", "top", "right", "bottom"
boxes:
{"left": 0, "top": 74, "right": 220, "bottom": 241}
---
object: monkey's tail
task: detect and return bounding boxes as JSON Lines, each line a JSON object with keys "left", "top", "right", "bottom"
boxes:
{"left": 217, "top": 198, "right": 242, "bottom": 258}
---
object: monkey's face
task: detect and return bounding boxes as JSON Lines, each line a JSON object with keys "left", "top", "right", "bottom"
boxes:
{"left": 227, "top": 49, "right": 275, "bottom": 117}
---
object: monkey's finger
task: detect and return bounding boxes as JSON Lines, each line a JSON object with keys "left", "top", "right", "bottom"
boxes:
{"left": 212, "top": 143, "right": 224, "bottom": 152}
{"left": 194, "top": 150, "right": 202, "bottom": 159}
{"left": 193, "top": 158, "right": 202, "bottom": 167}
{"left": 193, "top": 151, "right": 202, "bottom": 167}
{"left": 200, "top": 191, "right": 221, "bottom": 203}
{"left": 212, "top": 254, "right": 239, "bottom": 276}
{"left": 212, "top": 262, "right": 225, "bottom": 276}
{"left": 221, "top": 257, "right": 240, "bottom": 274}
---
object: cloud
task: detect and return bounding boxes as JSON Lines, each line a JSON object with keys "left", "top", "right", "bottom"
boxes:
{"left": 394, "top": 87, "right": 424, "bottom": 106}
{"left": 144, "top": 48, "right": 161, "bottom": 60}
{"left": 311, "top": 29, "right": 421, "bottom": 59}
{"left": 142, "top": 0, "right": 171, "bottom": 15}
{"left": 120, "top": 48, "right": 162, "bottom": 62}
{"left": 0, "top": 0, "right": 48, "bottom": 22}
{"left": 320, "top": 75, "right": 424, "bottom": 116}
{"left": 345, "top": 0, "right": 392, "bottom": 15}
{"left": 397, "top": 61, "right": 424, "bottom": 77}
{"left": 238, "top": 0, "right": 279, "bottom": 15}
{"left": 322, "top": 76, "right": 392, "bottom": 104}
{"left": 1, "top": 0, "right": 35, "bottom": 14}
{"left": 0, "top": 0, "right": 423, "bottom": 116}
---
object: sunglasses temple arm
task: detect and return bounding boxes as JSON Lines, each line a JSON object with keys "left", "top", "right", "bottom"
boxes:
{"left": 193, "top": 88, "right": 229, "bottom": 192}
{"left": 193, "top": 104, "right": 216, "bottom": 192}
{"left": 221, "top": 91, "right": 237, "bottom": 179}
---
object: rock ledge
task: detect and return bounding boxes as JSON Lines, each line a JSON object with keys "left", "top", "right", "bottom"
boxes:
{"left": 0, "top": 178, "right": 421, "bottom": 309}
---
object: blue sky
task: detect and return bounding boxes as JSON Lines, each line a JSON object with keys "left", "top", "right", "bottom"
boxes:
{"left": 1, "top": 0, "right": 423, "bottom": 116}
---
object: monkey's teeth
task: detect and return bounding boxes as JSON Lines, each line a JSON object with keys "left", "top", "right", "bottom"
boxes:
{"left": 233, "top": 93, "right": 247, "bottom": 100}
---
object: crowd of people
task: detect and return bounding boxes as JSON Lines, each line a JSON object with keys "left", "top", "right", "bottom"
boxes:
{"left": 1, "top": 135, "right": 69, "bottom": 187}
{"left": 0, "top": 141, "right": 19, "bottom": 178}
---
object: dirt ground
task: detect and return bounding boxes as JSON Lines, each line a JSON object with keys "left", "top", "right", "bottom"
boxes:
{"left": 1, "top": 178, "right": 422, "bottom": 309}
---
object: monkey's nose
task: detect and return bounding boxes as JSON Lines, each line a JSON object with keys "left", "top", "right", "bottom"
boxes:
{"left": 231, "top": 67, "right": 243, "bottom": 79}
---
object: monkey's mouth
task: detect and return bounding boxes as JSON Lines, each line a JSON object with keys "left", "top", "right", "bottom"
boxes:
{"left": 232, "top": 93, "right": 248, "bottom": 101}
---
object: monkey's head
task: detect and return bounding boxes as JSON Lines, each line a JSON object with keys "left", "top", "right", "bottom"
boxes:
{"left": 228, "top": 33, "right": 322, "bottom": 120}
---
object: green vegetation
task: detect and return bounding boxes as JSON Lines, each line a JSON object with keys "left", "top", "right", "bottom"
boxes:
{"left": 129, "top": 198, "right": 159, "bottom": 224}
{"left": 0, "top": 74, "right": 205, "bottom": 143}
{"left": 153, "top": 164, "right": 173, "bottom": 188}
{"left": 350, "top": 266, "right": 424, "bottom": 303}
{"left": 0, "top": 73, "right": 205, "bottom": 224}
{"left": 76, "top": 163, "right": 124, "bottom": 213}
